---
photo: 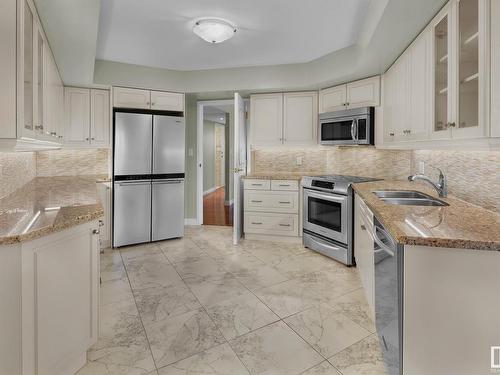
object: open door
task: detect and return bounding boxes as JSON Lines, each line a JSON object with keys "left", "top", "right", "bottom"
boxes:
{"left": 233, "top": 93, "right": 247, "bottom": 245}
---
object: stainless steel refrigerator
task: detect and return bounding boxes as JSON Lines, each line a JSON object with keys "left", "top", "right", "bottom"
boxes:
{"left": 113, "top": 112, "right": 185, "bottom": 247}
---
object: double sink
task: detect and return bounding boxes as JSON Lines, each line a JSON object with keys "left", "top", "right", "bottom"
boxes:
{"left": 373, "top": 190, "right": 449, "bottom": 207}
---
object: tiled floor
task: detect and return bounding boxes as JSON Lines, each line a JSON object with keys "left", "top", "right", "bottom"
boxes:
{"left": 77, "top": 226, "right": 388, "bottom": 375}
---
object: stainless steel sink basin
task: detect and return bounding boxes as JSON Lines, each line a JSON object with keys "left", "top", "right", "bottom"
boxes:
{"left": 373, "top": 190, "right": 449, "bottom": 207}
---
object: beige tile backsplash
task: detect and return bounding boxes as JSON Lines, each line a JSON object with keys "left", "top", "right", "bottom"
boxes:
{"left": 0, "top": 152, "right": 36, "bottom": 199}
{"left": 252, "top": 147, "right": 500, "bottom": 213}
{"left": 36, "top": 149, "right": 109, "bottom": 177}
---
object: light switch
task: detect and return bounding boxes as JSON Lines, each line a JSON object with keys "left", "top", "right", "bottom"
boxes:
{"left": 296, "top": 156, "right": 303, "bottom": 166}
{"left": 188, "top": 148, "right": 194, "bottom": 157}
{"left": 419, "top": 161, "right": 425, "bottom": 174}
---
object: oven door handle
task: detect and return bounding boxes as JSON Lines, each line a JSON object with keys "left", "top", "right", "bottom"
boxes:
{"left": 351, "top": 119, "right": 358, "bottom": 141}
{"left": 304, "top": 189, "right": 347, "bottom": 203}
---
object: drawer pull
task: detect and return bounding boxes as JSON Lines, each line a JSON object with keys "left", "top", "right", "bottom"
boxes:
{"left": 251, "top": 222, "right": 263, "bottom": 225}
{"left": 251, "top": 200, "right": 263, "bottom": 203}
{"left": 278, "top": 201, "right": 291, "bottom": 204}
{"left": 279, "top": 224, "right": 291, "bottom": 227}
{"left": 251, "top": 183, "right": 263, "bottom": 186}
{"left": 279, "top": 184, "right": 291, "bottom": 187}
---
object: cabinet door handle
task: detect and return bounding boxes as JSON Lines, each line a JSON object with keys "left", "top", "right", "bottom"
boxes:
{"left": 99, "top": 220, "right": 104, "bottom": 227}
{"left": 151, "top": 102, "right": 155, "bottom": 106}
{"left": 389, "top": 132, "right": 395, "bottom": 136}
{"left": 278, "top": 201, "right": 291, "bottom": 204}
{"left": 251, "top": 222, "right": 262, "bottom": 225}
{"left": 251, "top": 200, "right": 263, "bottom": 203}
{"left": 92, "top": 229, "right": 100, "bottom": 235}
{"left": 86, "top": 137, "right": 90, "bottom": 141}
{"left": 91, "top": 137, "right": 95, "bottom": 140}
{"left": 360, "top": 224, "right": 366, "bottom": 231}
{"left": 279, "top": 224, "right": 291, "bottom": 227}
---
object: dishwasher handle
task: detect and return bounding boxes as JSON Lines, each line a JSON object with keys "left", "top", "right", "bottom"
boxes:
{"left": 373, "top": 225, "right": 395, "bottom": 257}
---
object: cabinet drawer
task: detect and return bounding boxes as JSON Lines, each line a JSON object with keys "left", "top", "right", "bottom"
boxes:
{"left": 244, "top": 179, "right": 271, "bottom": 190}
{"left": 244, "top": 212, "right": 298, "bottom": 236}
{"left": 270, "top": 180, "right": 299, "bottom": 191}
{"left": 245, "top": 190, "right": 298, "bottom": 214}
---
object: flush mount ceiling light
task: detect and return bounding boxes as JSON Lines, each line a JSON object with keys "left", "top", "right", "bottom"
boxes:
{"left": 193, "top": 18, "right": 237, "bottom": 44}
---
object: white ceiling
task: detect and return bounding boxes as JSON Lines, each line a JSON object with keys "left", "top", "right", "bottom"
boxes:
{"left": 97, "top": 0, "right": 370, "bottom": 71}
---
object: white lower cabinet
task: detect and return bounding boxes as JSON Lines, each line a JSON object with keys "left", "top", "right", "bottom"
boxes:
{"left": 244, "top": 179, "right": 299, "bottom": 238}
{"left": 0, "top": 221, "right": 100, "bottom": 375}
{"left": 354, "top": 194, "right": 375, "bottom": 316}
{"left": 97, "top": 182, "right": 112, "bottom": 248}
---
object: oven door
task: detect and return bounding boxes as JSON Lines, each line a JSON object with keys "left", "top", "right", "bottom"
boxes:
{"left": 303, "top": 189, "right": 348, "bottom": 244}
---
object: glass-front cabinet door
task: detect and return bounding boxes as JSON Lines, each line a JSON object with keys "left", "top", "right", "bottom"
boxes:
{"left": 432, "top": 6, "right": 453, "bottom": 138}
{"left": 454, "top": 0, "right": 487, "bottom": 138}
{"left": 23, "top": 0, "right": 34, "bottom": 134}
{"left": 36, "top": 27, "right": 44, "bottom": 135}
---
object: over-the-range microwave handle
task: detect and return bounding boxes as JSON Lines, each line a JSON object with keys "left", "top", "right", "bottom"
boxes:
{"left": 350, "top": 119, "right": 358, "bottom": 141}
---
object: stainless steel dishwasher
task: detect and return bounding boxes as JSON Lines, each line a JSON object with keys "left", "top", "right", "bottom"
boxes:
{"left": 373, "top": 217, "right": 403, "bottom": 375}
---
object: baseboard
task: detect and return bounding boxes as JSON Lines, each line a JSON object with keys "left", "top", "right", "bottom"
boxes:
{"left": 203, "top": 187, "right": 218, "bottom": 195}
{"left": 184, "top": 218, "right": 199, "bottom": 225}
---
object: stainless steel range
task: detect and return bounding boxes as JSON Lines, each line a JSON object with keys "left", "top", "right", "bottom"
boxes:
{"left": 301, "top": 174, "right": 380, "bottom": 265}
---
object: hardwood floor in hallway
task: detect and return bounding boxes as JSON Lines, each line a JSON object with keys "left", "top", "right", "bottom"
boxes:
{"left": 203, "top": 187, "right": 233, "bottom": 226}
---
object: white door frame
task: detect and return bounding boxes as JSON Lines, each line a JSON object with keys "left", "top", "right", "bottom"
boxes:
{"left": 196, "top": 99, "right": 234, "bottom": 225}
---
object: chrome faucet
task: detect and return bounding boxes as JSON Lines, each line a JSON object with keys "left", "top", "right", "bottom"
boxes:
{"left": 408, "top": 167, "right": 448, "bottom": 198}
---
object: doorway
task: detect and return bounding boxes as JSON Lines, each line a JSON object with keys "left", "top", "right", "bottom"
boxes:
{"left": 201, "top": 103, "right": 233, "bottom": 226}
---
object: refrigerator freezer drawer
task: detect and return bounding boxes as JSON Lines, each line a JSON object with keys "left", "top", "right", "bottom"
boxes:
{"left": 113, "top": 181, "right": 152, "bottom": 247}
{"left": 114, "top": 112, "right": 152, "bottom": 176}
{"left": 153, "top": 116, "right": 185, "bottom": 175}
{"left": 152, "top": 179, "right": 184, "bottom": 241}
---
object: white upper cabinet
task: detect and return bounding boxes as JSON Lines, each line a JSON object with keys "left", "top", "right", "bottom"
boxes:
{"left": 113, "top": 87, "right": 185, "bottom": 112}
{"left": 151, "top": 90, "right": 184, "bottom": 112}
{"left": 113, "top": 87, "right": 150, "bottom": 109}
{"left": 346, "top": 76, "right": 381, "bottom": 109}
{"left": 319, "top": 76, "right": 380, "bottom": 114}
{"left": 0, "top": 0, "right": 62, "bottom": 150}
{"left": 90, "top": 89, "right": 110, "bottom": 147}
{"left": 382, "top": 0, "right": 493, "bottom": 147}
{"left": 491, "top": 0, "right": 500, "bottom": 137}
{"left": 319, "top": 84, "right": 347, "bottom": 113}
{"left": 250, "top": 91, "right": 318, "bottom": 147}
{"left": 64, "top": 87, "right": 110, "bottom": 148}
{"left": 250, "top": 93, "right": 283, "bottom": 146}
{"left": 283, "top": 91, "right": 318, "bottom": 145}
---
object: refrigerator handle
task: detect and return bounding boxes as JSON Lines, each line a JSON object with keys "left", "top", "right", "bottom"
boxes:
{"left": 152, "top": 179, "right": 183, "bottom": 184}
{"left": 115, "top": 180, "right": 151, "bottom": 186}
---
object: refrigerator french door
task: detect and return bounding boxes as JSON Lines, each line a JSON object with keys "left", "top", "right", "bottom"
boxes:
{"left": 113, "top": 112, "right": 185, "bottom": 247}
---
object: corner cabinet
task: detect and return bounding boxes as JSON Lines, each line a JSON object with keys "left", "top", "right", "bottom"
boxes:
{"left": 113, "top": 87, "right": 185, "bottom": 112}
{"left": 381, "top": 0, "right": 493, "bottom": 147}
{"left": 0, "top": 0, "right": 63, "bottom": 150}
{"left": 249, "top": 91, "right": 318, "bottom": 147}
{"left": 0, "top": 221, "right": 100, "bottom": 375}
{"left": 319, "top": 76, "right": 380, "bottom": 114}
{"left": 64, "top": 87, "right": 110, "bottom": 148}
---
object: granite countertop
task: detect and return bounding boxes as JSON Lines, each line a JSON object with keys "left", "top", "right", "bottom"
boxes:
{"left": 0, "top": 175, "right": 106, "bottom": 245}
{"left": 352, "top": 180, "right": 500, "bottom": 251}
{"left": 243, "top": 173, "right": 315, "bottom": 181}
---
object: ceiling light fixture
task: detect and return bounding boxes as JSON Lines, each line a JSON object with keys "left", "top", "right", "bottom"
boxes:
{"left": 193, "top": 18, "right": 237, "bottom": 44}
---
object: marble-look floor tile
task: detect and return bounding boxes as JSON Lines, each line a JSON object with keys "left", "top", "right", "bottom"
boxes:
{"left": 133, "top": 284, "right": 201, "bottom": 324}
{"left": 328, "top": 334, "right": 389, "bottom": 375}
{"left": 187, "top": 274, "right": 249, "bottom": 307}
{"left": 86, "top": 299, "right": 155, "bottom": 375}
{"left": 328, "top": 289, "right": 375, "bottom": 333}
{"left": 229, "top": 321, "right": 323, "bottom": 375}
{"left": 144, "top": 308, "right": 225, "bottom": 368}
{"left": 127, "top": 259, "right": 185, "bottom": 291}
{"left": 100, "top": 277, "right": 134, "bottom": 306}
{"left": 213, "top": 252, "right": 265, "bottom": 273}
{"left": 254, "top": 278, "right": 323, "bottom": 318}
{"left": 301, "top": 361, "right": 341, "bottom": 375}
{"left": 270, "top": 252, "right": 335, "bottom": 279}
{"left": 232, "top": 264, "right": 289, "bottom": 292}
{"left": 173, "top": 256, "right": 229, "bottom": 283}
{"left": 157, "top": 343, "right": 250, "bottom": 375}
{"left": 100, "top": 251, "right": 127, "bottom": 282}
{"left": 158, "top": 238, "right": 207, "bottom": 264}
{"left": 284, "top": 305, "right": 371, "bottom": 357}
{"left": 206, "top": 291, "right": 279, "bottom": 340}
{"left": 120, "top": 243, "right": 164, "bottom": 262}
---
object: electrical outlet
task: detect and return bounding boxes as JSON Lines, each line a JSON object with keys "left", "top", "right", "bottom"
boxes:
{"left": 419, "top": 161, "right": 425, "bottom": 174}
{"left": 296, "top": 156, "right": 303, "bottom": 166}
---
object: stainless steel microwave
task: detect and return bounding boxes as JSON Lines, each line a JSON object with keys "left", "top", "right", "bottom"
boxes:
{"left": 319, "top": 107, "right": 374, "bottom": 145}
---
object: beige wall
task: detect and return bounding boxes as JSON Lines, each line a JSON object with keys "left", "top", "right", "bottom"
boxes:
{"left": 251, "top": 147, "right": 500, "bottom": 214}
